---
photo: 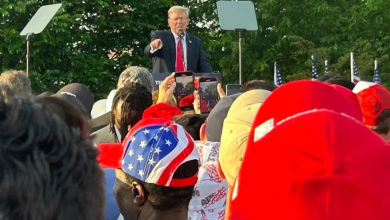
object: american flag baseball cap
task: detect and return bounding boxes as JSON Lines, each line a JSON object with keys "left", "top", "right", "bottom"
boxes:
{"left": 97, "top": 104, "right": 199, "bottom": 187}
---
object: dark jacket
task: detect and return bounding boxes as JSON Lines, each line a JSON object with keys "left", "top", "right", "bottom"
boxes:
{"left": 144, "top": 30, "right": 213, "bottom": 74}
{"left": 92, "top": 125, "right": 117, "bottom": 145}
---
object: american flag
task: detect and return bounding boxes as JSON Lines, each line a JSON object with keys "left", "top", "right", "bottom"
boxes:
{"left": 276, "top": 69, "right": 283, "bottom": 86}
{"left": 121, "top": 122, "right": 198, "bottom": 186}
{"left": 374, "top": 66, "right": 381, "bottom": 84}
{"left": 353, "top": 61, "right": 361, "bottom": 83}
{"left": 311, "top": 56, "right": 318, "bottom": 80}
{"left": 324, "top": 60, "right": 329, "bottom": 76}
{"left": 274, "top": 62, "right": 283, "bottom": 86}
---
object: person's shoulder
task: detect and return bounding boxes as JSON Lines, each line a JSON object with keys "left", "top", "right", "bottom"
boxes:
{"left": 187, "top": 33, "right": 201, "bottom": 42}
{"left": 92, "top": 125, "right": 116, "bottom": 144}
{"left": 92, "top": 125, "right": 110, "bottom": 135}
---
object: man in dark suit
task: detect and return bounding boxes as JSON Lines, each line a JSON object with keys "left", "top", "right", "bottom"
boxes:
{"left": 144, "top": 6, "right": 213, "bottom": 74}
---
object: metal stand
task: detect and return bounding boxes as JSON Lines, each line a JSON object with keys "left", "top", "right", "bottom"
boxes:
{"left": 217, "top": 1, "right": 257, "bottom": 84}
{"left": 26, "top": 34, "right": 32, "bottom": 76}
{"left": 20, "top": 3, "right": 62, "bottom": 77}
{"left": 236, "top": 29, "right": 245, "bottom": 85}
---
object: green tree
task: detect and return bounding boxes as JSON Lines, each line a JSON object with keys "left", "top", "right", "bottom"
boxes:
{"left": 187, "top": 0, "right": 390, "bottom": 89}
{"left": 2, "top": 0, "right": 390, "bottom": 96}
{"left": 0, "top": 0, "right": 180, "bottom": 98}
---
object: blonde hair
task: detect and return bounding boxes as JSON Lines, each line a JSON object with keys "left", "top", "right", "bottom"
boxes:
{"left": 168, "top": 6, "right": 189, "bottom": 19}
{"left": 0, "top": 70, "right": 31, "bottom": 95}
{"left": 152, "top": 89, "right": 177, "bottom": 106}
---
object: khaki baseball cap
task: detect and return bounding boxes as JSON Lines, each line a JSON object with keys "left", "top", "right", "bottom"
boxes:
{"left": 219, "top": 89, "right": 271, "bottom": 186}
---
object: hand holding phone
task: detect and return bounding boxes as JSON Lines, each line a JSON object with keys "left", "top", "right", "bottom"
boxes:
{"left": 199, "top": 77, "right": 219, "bottom": 114}
{"left": 174, "top": 71, "right": 195, "bottom": 111}
{"left": 157, "top": 73, "right": 176, "bottom": 104}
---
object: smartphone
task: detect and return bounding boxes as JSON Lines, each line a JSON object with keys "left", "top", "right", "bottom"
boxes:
{"left": 174, "top": 71, "right": 195, "bottom": 111}
{"left": 199, "top": 77, "right": 219, "bottom": 114}
{"left": 226, "top": 84, "right": 242, "bottom": 96}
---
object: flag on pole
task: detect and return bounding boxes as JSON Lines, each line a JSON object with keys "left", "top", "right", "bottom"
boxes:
{"left": 374, "top": 60, "right": 380, "bottom": 84}
{"left": 274, "top": 62, "right": 283, "bottom": 86}
{"left": 276, "top": 69, "right": 283, "bottom": 86}
{"left": 353, "top": 61, "right": 361, "bottom": 83}
{"left": 324, "top": 60, "right": 329, "bottom": 76}
{"left": 311, "top": 56, "right": 318, "bottom": 80}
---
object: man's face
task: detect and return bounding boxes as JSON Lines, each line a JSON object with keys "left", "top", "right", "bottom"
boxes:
{"left": 113, "top": 170, "right": 140, "bottom": 220}
{"left": 168, "top": 11, "right": 189, "bottom": 35}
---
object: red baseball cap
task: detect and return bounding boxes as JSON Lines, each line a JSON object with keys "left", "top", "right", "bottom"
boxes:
{"left": 328, "top": 83, "right": 363, "bottom": 122}
{"left": 142, "top": 102, "right": 182, "bottom": 120}
{"left": 178, "top": 94, "right": 195, "bottom": 108}
{"left": 229, "top": 109, "right": 390, "bottom": 220}
{"left": 247, "top": 80, "right": 361, "bottom": 145}
{"left": 353, "top": 82, "right": 390, "bottom": 126}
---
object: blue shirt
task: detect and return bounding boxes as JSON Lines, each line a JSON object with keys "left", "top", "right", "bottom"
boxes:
{"left": 104, "top": 168, "right": 120, "bottom": 220}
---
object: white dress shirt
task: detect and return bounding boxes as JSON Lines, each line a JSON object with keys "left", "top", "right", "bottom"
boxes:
{"left": 114, "top": 125, "right": 121, "bottom": 142}
{"left": 171, "top": 30, "right": 187, "bottom": 70}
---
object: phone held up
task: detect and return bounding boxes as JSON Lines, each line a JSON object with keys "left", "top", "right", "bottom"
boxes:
{"left": 226, "top": 84, "right": 242, "bottom": 96}
{"left": 199, "top": 77, "right": 219, "bottom": 114}
{"left": 174, "top": 71, "right": 195, "bottom": 111}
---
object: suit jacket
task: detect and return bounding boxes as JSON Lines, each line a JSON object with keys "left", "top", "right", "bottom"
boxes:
{"left": 92, "top": 125, "right": 117, "bottom": 145}
{"left": 144, "top": 30, "right": 213, "bottom": 73}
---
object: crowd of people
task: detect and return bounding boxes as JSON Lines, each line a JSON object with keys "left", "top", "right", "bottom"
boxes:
{"left": 2, "top": 62, "right": 390, "bottom": 220}
{"left": 2, "top": 4, "right": 390, "bottom": 220}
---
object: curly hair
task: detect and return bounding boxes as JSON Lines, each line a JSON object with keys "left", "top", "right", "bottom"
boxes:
{"left": 110, "top": 83, "right": 153, "bottom": 142}
{"left": 117, "top": 66, "right": 154, "bottom": 93}
{"left": 0, "top": 70, "right": 31, "bottom": 95}
{"left": 36, "top": 96, "right": 90, "bottom": 138}
{"left": 0, "top": 86, "right": 104, "bottom": 220}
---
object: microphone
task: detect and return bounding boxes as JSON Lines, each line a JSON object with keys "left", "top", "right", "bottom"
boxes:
{"left": 179, "top": 29, "right": 185, "bottom": 38}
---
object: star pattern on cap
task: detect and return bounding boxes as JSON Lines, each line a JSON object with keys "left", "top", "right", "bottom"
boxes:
{"left": 137, "top": 155, "right": 144, "bottom": 162}
{"left": 121, "top": 124, "right": 181, "bottom": 183}
{"left": 154, "top": 147, "right": 162, "bottom": 154}
{"left": 148, "top": 158, "right": 156, "bottom": 165}
{"left": 138, "top": 170, "right": 144, "bottom": 177}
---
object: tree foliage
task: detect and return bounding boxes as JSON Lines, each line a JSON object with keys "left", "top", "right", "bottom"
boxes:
{"left": 0, "top": 0, "right": 181, "bottom": 97}
{"left": 1, "top": 0, "right": 390, "bottom": 98}
{"left": 188, "top": 0, "right": 390, "bottom": 89}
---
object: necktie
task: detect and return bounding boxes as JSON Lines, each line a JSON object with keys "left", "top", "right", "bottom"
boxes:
{"left": 176, "top": 36, "right": 185, "bottom": 71}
